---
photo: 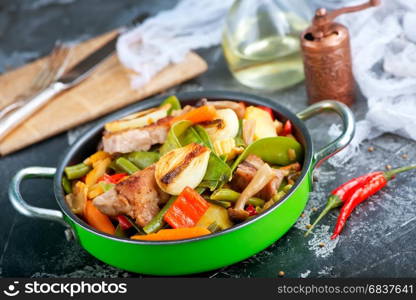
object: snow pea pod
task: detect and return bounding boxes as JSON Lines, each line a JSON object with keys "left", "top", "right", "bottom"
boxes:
{"left": 126, "top": 151, "right": 160, "bottom": 169}
{"left": 194, "top": 125, "right": 214, "bottom": 151}
{"left": 160, "top": 95, "right": 181, "bottom": 115}
{"left": 231, "top": 137, "right": 303, "bottom": 172}
{"left": 160, "top": 121, "right": 231, "bottom": 190}
{"left": 180, "top": 126, "right": 231, "bottom": 189}
{"left": 181, "top": 126, "right": 202, "bottom": 146}
{"left": 202, "top": 155, "right": 231, "bottom": 190}
{"left": 159, "top": 120, "right": 192, "bottom": 155}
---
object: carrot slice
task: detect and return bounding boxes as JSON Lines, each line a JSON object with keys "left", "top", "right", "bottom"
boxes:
{"left": 84, "top": 200, "right": 115, "bottom": 235}
{"left": 131, "top": 227, "right": 210, "bottom": 241}
{"left": 170, "top": 105, "right": 217, "bottom": 125}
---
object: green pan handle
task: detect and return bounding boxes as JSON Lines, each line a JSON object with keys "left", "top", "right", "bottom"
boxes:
{"left": 9, "top": 166, "right": 74, "bottom": 240}
{"left": 297, "top": 100, "right": 355, "bottom": 170}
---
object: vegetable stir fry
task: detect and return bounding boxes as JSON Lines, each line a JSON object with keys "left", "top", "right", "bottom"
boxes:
{"left": 63, "top": 96, "right": 304, "bottom": 241}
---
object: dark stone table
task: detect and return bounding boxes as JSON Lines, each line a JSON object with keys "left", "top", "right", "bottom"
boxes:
{"left": 1, "top": 0, "right": 415, "bottom": 278}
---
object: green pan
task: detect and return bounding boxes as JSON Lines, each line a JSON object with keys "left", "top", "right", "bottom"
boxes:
{"left": 9, "top": 91, "right": 355, "bottom": 275}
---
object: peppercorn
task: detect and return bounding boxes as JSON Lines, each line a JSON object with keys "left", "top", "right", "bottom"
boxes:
{"left": 312, "top": 207, "right": 318, "bottom": 212}
{"left": 306, "top": 224, "right": 312, "bottom": 229}
{"left": 278, "top": 271, "right": 285, "bottom": 277}
{"left": 318, "top": 242, "right": 325, "bottom": 248}
{"left": 301, "top": 213, "right": 305, "bottom": 218}
{"left": 401, "top": 154, "right": 408, "bottom": 159}
{"left": 385, "top": 164, "right": 392, "bottom": 170}
{"left": 368, "top": 146, "right": 375, "bottom": 152}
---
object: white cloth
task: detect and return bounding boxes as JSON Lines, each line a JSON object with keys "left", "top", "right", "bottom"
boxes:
{"left": 117, "top": 0, "right": 416, "bottom": 166}
{"left": 116, "top": 0, "right": 233, "bottom": 88}
{"left": 327, "top": 0, "right": 416, "bottom": 166}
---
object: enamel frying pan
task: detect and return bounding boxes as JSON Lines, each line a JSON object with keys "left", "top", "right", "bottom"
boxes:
{"left": 9, "top": 91, "right": 354, "bottom": 275}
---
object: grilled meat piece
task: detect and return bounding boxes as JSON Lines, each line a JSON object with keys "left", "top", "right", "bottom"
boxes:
{"left": 230, "top": 154, "right": 285, "bottom": 200}
{"left": 92, "top": 188, "right": 130, "bottom": 216}
{"left": 93, "top": 165, "right": 163, "bottom": 227}
{"left": 102, "top": 116, "right": 172, "bottom": 154}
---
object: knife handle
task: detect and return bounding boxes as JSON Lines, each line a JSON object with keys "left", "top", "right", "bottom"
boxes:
{"left": 0, "top": 81, "right": 68, "bottom": 142}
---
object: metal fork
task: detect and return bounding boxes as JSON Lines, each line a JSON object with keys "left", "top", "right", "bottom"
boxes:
{"left": 0, "top": 44, "right": 71, "bottom": 121}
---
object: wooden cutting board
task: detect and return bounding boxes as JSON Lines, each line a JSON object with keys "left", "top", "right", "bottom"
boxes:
{"left": 0, "top": 31, "right": 207, "bottom": 156}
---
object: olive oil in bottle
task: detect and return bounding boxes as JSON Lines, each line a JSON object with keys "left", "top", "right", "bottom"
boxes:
{"left": 222, "top": 0, "right": 309, "bottom": 91}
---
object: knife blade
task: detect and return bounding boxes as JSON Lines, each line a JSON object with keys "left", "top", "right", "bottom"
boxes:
{"left": 59, "top": 11, "right": 150, "bottom": 85}
{"left": 58, "top": 35, "right": 118, "bottom": 85}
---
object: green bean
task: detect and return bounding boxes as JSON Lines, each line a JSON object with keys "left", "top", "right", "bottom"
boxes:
{"left": 115, "top": 157, "right": 139, "bottom": 175}
{"left": 195, "top": 187, "right": 206, "bottom": 194}
{"left": 143, "top": 196, "right": 177, "bottom": 234}
{"left": 108, "top": 160, "right": 122, "bottom": 173}
{"left": 272, "top": 191, "right": 286, "bottom": 203}
{"left": 99, "top": 182, "right": 115, "bottom": 192}
{"left": 62, "top": 176, "right": 72, "bottom": 194}
{"left": 64, "top": 163, "right": 91, "bottom": 180}
{"left": 282, "top": 184, "right": 293, "bottom": 193}
{"left": 211, "top": 188, "right": 240, "bottom": 201}
{"left": 278, "top": 178, "right": 288, "bottom": 191}
{"left": 210, "top": 188, "right": 265, "bottom": 207}
{"left": 125, "top": 215, "right": 146, "bottom": 235}
{"left": 114, "top": 224, "right": 128, "bottom": 238}
{"left": 126, "top": 151, "right": 159, "bottom": 169}
{"left": 160, "top": 95, "right": 181, "bottom": 114}
{"left": 206, "top": 199, "right": 231, "bottom": 208}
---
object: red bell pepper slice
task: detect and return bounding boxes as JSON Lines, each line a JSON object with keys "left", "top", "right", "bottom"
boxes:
{"left": 117, "top": 215, "right": 132, "bottom": 230}
{"left": 281, "top": 120, "right": 293, "bottom": 136}
{"left": 164, "top": 187, "right": 210, "bottom": 228}
{"left": 257, "top": 106, "right": 275, "bottom": 120}
{"left": 98, "top": 173, "right": 128, "bottom": 184}
{"left": 246, "top": 204, "right": 258, "bottom": 216}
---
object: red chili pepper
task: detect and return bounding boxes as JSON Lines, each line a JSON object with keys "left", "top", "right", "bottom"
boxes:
{"left": 281, "top": 120, "right": 292, "bottom": 136}
{"left": 331, "top": 165, "right": 416, "bottom": 239}
{"left": 257, "top": 106, "right": 274, "bottom": 120}
{"left": 98, "top": 173, "right": 128, "bottom": 184}
{"left": 117, "top": 215, "right": 132, "bottom": 230}
{"left": 305, "top": 173, "right": 376, "bottom": 236}
{"left": 246, "top": 204, "right": 257, "bottom": 216}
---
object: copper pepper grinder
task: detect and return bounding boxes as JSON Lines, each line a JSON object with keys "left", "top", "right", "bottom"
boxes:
{"left": 301, "top": 0, "right": 380, "bottom": 106}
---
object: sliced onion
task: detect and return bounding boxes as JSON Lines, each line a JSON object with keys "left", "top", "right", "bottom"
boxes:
{"left": 205, "top": 100, "right": 246, "bottom": 119}
{"left": 204, "top": 108, "right": 239, "bottom": 142}
{"left": 242, "top": 119, "right": 256, "bottom": 145}
{"left": 155, "top": 143, "right": 211, "bottom": 195}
